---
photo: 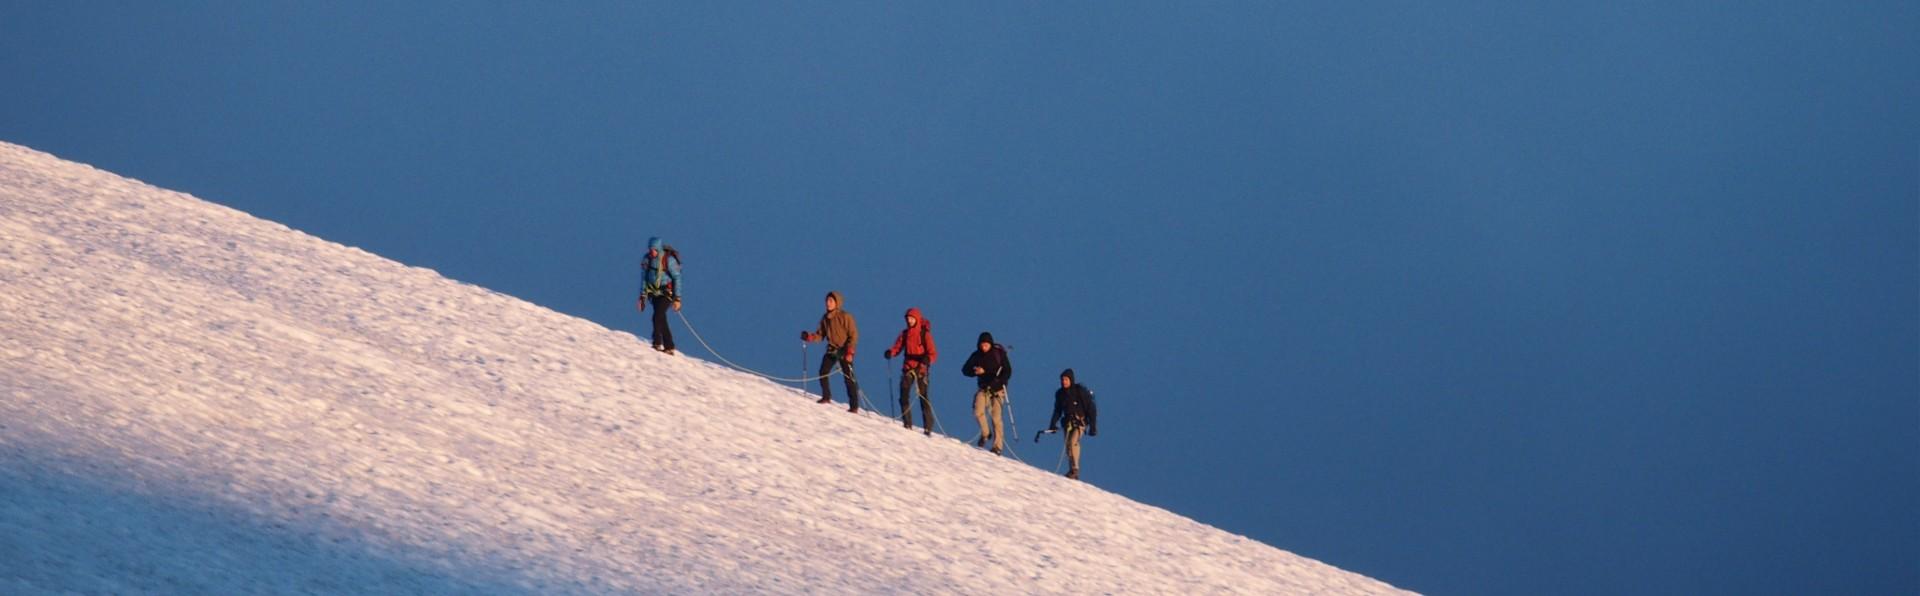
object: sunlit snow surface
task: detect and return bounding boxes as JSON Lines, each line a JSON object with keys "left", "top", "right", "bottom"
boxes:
{"left": 0, "top": 142, "right": 1408, "bottom": 594}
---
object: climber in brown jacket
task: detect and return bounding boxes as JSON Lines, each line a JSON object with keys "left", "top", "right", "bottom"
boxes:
{"left": 801, "top": 290, "right": 862, "bottom": 412}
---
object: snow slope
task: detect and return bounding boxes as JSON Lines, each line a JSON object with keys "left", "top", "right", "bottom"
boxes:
{"left": 0, "top": 141, "right": 1408, "bottom": 594}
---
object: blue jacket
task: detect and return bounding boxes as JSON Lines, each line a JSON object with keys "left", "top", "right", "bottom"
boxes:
{"left": 640, "top": 237, "right": 682, "bottom": 298}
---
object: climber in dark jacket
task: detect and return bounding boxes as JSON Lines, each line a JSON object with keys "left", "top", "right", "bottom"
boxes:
{"left": 1047, "top": 368, "right": 1098, "bottom": 480}
{"left": 961, "top": 332, "right": 1012, "bottom": 454}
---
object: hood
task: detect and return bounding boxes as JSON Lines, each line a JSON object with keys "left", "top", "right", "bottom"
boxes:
{"left": 826, "top": 290, "right": 844, "bottom": 309}
{"left": 905, "top": 307, "right": 923, "bottom": 325}
{"left": 647, "top": 237, "right": 664, "bottom": 252}
{"left": 1061, "top": 368, "right": 1076, "bottom": 383}
{"left": 977, "top": 331, "right": 994, "bottom": 345}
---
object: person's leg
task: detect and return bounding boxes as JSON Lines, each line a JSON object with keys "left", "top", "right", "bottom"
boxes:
{"left": 972, "top": 389, "right": 990, "bottom": 446}
{"left": 841, "top": 359, "right": 860, "bottom": 411}
{"left": 989, "top": 388, "right": 1006, "bottom": 453}
{"left": 1066, "top": 424, "right": 1084, "bottom": 478}
{"left": 816, "top": 353, "right": 836, "bottom": 403}
{"left": 898, "top": 372, "right": 914, "bottom": 427}
{"left": 650, "top": 296, "right": 675, "bottom": 351}
{"left": 647, "top": 297, "right": 665, "bottom": 349}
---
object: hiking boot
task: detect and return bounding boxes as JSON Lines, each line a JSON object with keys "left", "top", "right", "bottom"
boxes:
{"left": 924, "top": 428, "right": 933, "bottom": 437}
{"left": 975, "top": 437, "right": 985, "bottom": 447}
{"left": 990, "top": 446, "right": 1002, "bottom": 456}
{"left": 1066, "top": 468, "right": 1079, "bottom": 480}
{"left": 902, "top": 419, "right": 913, "bottom": 429}
{"left": 816, "top": 396, "right": 833, "bottom": 404}
{"left": 848, "top": 406, "right": 859, "bottom": 414}
{"left": 663, "top": 348, "right": 676, "bottom": 356}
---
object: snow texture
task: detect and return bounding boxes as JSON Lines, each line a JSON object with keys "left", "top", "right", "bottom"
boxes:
{"left": 0, "top": 141, "right": 1409, "bottom": 594}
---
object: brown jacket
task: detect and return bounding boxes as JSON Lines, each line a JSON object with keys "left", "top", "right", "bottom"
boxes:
{"left": 808, "top": 291, "right": 860, "bottom": 356}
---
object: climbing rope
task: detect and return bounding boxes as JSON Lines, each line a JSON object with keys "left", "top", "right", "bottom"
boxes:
{"left": 675, "top": 309, "right": 840, "bottom": 384}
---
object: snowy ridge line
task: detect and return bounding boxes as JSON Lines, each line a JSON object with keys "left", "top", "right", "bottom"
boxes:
{"left": 0, "top": 141, "right": 1410, "bottom": 594}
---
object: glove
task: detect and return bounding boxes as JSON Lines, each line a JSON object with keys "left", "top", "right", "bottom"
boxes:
{"left": 1090, "top": 428, "right": 1097, "bottom": 437}
{"left": 884, "top": 349, "right": 896, "bottom": 359}
{"left": 636, "top": 299, "right": 646, "bottom": 312}
{"left": 842, "top": 351, "right": 855, "bottom": 363}
{"left": 800, "top": 331, "right": 812, "bottom": 341}
{"left": 671, "top": 299, "right": 682, "bottom": 312}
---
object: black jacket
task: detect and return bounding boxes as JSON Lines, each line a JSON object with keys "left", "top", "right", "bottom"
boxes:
{"left": 1050, "top": 384, "right": 1098, "bottom": 433}
{"left": 961, "top": 346, "right": 1012, "bottom": 391}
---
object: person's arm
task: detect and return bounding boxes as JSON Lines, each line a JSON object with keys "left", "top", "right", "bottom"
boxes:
{"left": 668, "top": 257, "right": 682, "bottom": 298}
{"left": 803, "top": 315, "right": 827, "bottom": 343}
{"left": 844, "top": 314, "right": 858, "bottom": 359}
{"left": 636, "top": 269, "right": 648, "bottom": 311}
{"left": 886, "top": 330, "right": 906, "bottom": 359}
{"left": 925, "top": 329, "right": 937, "bottom": 365}
{"left": 1086, "top": 388, "right": 1098, "bottom": 435}
{"left": 1048, "top": 391, "right": 1065, "bottom": 430}
{"left": 961, "top": 352, "right": 980, "bottom": 377}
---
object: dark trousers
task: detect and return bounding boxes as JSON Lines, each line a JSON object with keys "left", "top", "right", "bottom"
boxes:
{"left": 818, "top": 352, "right": 860, "bottom": 408}
{"left": 899, "top": 369, "right": 932, "bottom": 429}
{"left": 648, "top": 295, "right": 675, "bottom": 351}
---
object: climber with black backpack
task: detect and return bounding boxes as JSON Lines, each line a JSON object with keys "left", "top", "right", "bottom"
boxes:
{"left": 635, "top": 237, "right": 682, "bottom": 354}
{"left": 883, "top": 307, "right": 938, "bottom": 435}
{"left": 961, "top": 332, "right": 1012, "bottom": 454}
{"left": 1043, "top": 368, "right": 1098, "bottom": 480}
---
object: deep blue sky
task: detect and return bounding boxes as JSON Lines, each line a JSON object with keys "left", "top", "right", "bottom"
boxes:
{"left": 4, "top": 2, "right": 1915, "bottom": 593}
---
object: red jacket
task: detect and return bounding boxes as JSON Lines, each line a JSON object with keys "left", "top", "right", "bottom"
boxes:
{"left": 885, "top": 307, "right": 938, "bottom": 372}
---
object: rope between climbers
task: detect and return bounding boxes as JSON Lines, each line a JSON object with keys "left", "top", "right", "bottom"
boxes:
{"left": 675, "top": 309, "right": 841, "bottom": 384}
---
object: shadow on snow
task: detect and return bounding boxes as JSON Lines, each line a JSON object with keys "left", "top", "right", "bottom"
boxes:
{"left": 0, "top": 448, "right": 540, "bottom": 595}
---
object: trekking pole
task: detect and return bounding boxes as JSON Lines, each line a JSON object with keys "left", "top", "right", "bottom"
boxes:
{"left": 885, "top": 356, "right": 896, "bottom": 419}
{"left": 801, "top": 343, "right": 809, "bottom": 395}
{"left": 1002, "top": 388, "right": 1023, "bottom": 461}
{"left": 1004, "top": 388, "right": 1019, "bottom": 444}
